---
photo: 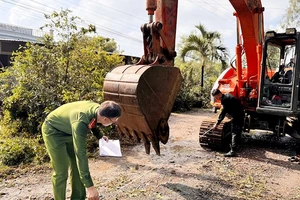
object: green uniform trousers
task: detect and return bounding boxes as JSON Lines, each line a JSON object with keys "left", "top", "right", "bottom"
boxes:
{"left": 42, "top": 122, "right": 86, "bottom": 200}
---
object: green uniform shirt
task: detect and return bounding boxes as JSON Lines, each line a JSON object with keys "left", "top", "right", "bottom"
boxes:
{"left": 46, "top": 101, "right": 100, "bottom": 188}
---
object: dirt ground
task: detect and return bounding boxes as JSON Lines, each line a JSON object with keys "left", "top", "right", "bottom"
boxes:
{"left": 1, "top": 109, "right": 300, "bottom": 200}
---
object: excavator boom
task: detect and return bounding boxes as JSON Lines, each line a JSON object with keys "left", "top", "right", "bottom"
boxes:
{"left": 230, "top": 0, "right": 264, "bottom": 91}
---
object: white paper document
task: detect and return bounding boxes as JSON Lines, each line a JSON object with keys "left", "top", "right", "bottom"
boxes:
{"left": 99, "top": 138, "right": 122, "bottom": 157}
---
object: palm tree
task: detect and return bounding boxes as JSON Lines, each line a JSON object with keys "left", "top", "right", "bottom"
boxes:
{"left": 180, "top": 24, "right": 228, "bottom": 88}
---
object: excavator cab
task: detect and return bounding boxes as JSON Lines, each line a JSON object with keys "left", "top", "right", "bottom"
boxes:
{"left": 257, "top": 28, "right": 300, "bottom": 117}
{"left": 103, "top": 0, "right": 182, "bottom": 155}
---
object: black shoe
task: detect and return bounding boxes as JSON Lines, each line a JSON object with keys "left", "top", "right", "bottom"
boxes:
{"left": 224, "top": 150, "right": 237, "bottom": 157}
{"left": 288, "top": 156, "right": 300, "bottom": 162}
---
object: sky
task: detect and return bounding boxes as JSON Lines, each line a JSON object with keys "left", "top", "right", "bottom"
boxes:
{"left": 0, "top": 0, "right": 290, "bottom": 59}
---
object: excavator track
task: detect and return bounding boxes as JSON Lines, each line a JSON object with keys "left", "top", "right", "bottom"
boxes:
{"left": 199, "top": 118, "right": 231, "bottom": 150}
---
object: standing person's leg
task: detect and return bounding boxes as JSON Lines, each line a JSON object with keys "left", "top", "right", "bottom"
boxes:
{"left": 231, "top": 120, "right": 243, "bottom": 151}
{"left": 67, "top": 141, "right": 86, "bottom": 200}
{"left": 231, "top": 131, "right": 238, "bottom": 151}
{"left": 42, "top": 123, "right": 70, "bottom": 200}
{"left": 224, "top": 120, "right": 239, "bottom": 157}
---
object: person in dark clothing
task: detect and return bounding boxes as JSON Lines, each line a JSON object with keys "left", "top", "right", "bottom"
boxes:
{"left": 211, "top": 89, "right": 245, "bottom": 157}
{"left": 270, "top": 65, "right": 285, "bottom": 83}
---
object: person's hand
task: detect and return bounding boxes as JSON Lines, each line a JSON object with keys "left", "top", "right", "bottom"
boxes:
{"left": 102, "top": 136, "right": 109, "bottom": 142}
{"left": 86, "top": 186, "right": 99, "bottom": 200}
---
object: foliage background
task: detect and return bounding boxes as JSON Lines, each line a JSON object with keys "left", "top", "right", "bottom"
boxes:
{"left": 174, "top": 24, "right": 228, "bottom": 111}
{"left": 0, "top": 10, "right": 123, "bottom": 166}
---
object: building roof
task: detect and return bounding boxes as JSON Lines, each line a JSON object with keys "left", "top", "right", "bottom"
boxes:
{"left": 0, "top": 22, "right": 43, "bottom": 43}
{"left": 0, "top": 38, "right": 40, "bottom": 43}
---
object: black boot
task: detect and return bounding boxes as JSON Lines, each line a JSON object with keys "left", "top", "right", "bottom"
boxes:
{"left": 224, "top": 149, "right": 237, "bottom": 157}
{"left": 224, "top": 144, "right": 237, "bottom": 157}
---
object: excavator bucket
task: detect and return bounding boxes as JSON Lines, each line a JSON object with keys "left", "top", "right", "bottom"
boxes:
{"left": 103, "top": 64, "right": 182, "bottom": 155}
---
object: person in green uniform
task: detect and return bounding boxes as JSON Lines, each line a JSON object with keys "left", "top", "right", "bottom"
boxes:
{"left": 42, "top": 100, "right": 122, "bottom": 200}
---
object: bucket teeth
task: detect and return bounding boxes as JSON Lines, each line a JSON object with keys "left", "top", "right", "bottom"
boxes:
{"left": 144, "top": 139, "right": 151, "bottom": 155}
{"left": 139, "top": 132, "right": 160, "bottom": 155}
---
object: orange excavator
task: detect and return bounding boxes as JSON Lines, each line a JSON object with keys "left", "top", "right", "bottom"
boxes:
{"left": 103, "top": 0, "right": 300, "bottom": 154}
{"left": 103, "top": 0, "right": 182, "bottom": 155}
{"left": 200, "top": 0, "right": 300, "bottom": 150}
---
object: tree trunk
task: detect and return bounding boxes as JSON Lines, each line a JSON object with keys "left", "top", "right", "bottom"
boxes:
{"left": 201, "top": 64, "right": 204, "bottom": 88}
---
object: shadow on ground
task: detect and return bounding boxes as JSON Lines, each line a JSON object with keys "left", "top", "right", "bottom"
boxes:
{"left": 238, "top": 133, "right": 300, "bottom": 171}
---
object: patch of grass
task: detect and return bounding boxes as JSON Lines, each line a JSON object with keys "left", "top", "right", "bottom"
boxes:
{"left": 237, "top": 174, "right": 267, "bottom": 199}
{"left": 0, "top": 163, "right": 15, "bottom": 181}
{"left": 0, "top": 162, "right": 51, "bottom": 181}
{"left": 126, "top": 188, "right": 147, "bottom": 197}
{"left": 105, "top": 174, "right": 132, "bottom": 192}
{"left": 212, "top": 161, "right": 268, "bottom": 200}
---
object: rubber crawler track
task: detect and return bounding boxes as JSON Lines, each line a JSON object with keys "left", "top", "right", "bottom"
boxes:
{"left": 199, "top": 118, "right": 231, "bottom": 150}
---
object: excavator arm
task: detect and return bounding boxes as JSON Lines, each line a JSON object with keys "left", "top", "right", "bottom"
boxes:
{"left": 230, "top": 0, "right": 264, "bottom": 94}
{"left": 103, "top": 0, "right": 182, "bottom": 155}
{"left": 138, "top": 0, "right": 178, "bottom": 66}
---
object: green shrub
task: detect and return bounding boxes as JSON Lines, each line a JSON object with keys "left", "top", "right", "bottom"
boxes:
{"left": 0, "top": 138, "right": 34, "bottom": 166}
{"left": 0, "top": 110, "right": 22, "bottom": 138}
{"left": 0, "top": 9, "right": 123, "bottom": 167}
{"left": 174, "top": 59, "right": 221, "bottom": 111}
{"left": 0, "top": 137, "right": 48, "bottom": 166}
